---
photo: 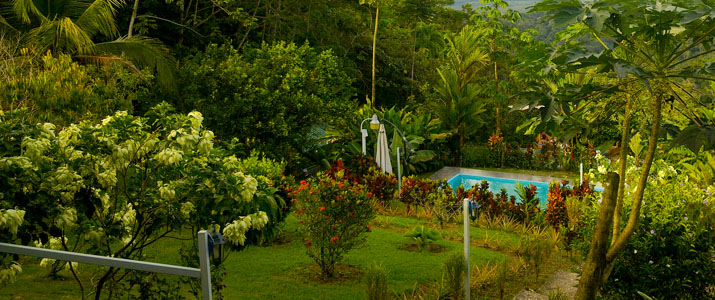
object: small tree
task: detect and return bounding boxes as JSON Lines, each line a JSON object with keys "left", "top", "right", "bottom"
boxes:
{"left": 530, "top": 1, "right": 715, "bottom": 298}
{"left": 294, "top": 171, "right": 377, "bottom": 278}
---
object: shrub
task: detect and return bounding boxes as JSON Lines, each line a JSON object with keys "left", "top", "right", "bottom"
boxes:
{"left": 464, "top": 181, "right": 520, "bottom": 220}
{"left": 546, "top": 179, "right": 595, "bottom": 230}
{"left": 364, "top": 263, "right": 390, "bottom": 300}
{"left": 323, "top": 158, "right": 397, "bottom": 207}
{"left": 516, "top": 234, "right": 552, "bottom": 280}
{"left": 442, "top": 253, "right": 465, "bottom": 299}
{"left": 178, "top": 42, "right": 354, "bottom": 167}
{"left": 400, "top": 176, "right": 435, "bottom": 212}
{"left": 545, "top": 182, "right": 569, "bottom": 230}
{"left": 577, "top": 157, "right": 715, "bottom": 298}
{"left": 364, "top": 166, "right": 398, "bottom": 206}
{"left": 293, "top": 172, "right": 376, "bottom": 278}
{"left": 602, "top": 177, "right": 715, "bottom": 299}
{"left": 0, "top": 54, "right": 151, "bottom": 127}
{"left": 0, "top": 104, "right": 274, "bottom": 298}
{"left": 515, "top": 182, "right": 540, "bottom": 224}
{"left": 404, "top": 225, "right": 441, "bottom": 251}
{"left": 234, "top": 152, "right": 289, "bottom": 244}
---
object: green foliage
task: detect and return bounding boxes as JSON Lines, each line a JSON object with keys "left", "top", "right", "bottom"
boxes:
{"left": 293, "top": 172, "right": 376, "bottom": 278}
{"left": 545, "top": 179, "right": 594, "bottom": 230}
{"left": 604, "top": 177, "right": 715, "bottom": 299}
{"left": 516, "top": 233, "right": 551, "bottom": 280}
{"left": 465, "top": 180, "right": 522, "bottom": 220}
{"left": 515, "top": 182, "right": 539, "bottom": 224}
{"left": 430, "top": 24, "right": 489, "bottom": 165}
{"left": 0, "top": 54, "right": 150, "bottom": 126}
{"left": 494, "top": 259, "right": 509, "bottom": 300}
{"left": 180, "top": 42, "right": 354, "bottom": 168}
{"left": 404, "top": 225, "right": 441, "bottom": 251}
{"left": 680, "top": 152, "right": 715, "bottom": 187}
{"left": 364, "top": 263, "right": 390, "bottom": 300}
{"left": 324, "top": 101, "right": 445, "bottom": 174}
{"left": 399, "top": 176, "right": 436, "bottom": 210}
{"left": 363, "top": 166, "right": 398, "bottom": 206}
{"left": 426, "top": 187, "right": 461, "bottom": 229}
{"left": 0, "top": 104, "right": 278, "bottom": 297}
{"left": 1, "top": 0, "right": 176, "bottom": 88}
{"left": 577, "top": 158, "right": 715, "bottom": 298}
{"left": 442, "top": 253, "right": 465, "bottom": 299}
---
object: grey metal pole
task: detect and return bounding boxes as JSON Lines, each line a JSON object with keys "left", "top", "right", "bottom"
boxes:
{"left": 397, "top": 147, "right": 401, "bottom": 197}
{"left": 580, "top": 163, "right": 584, "bottom": 183}
{"left": 463, "top": 199, "right": 470, "bottom": 300}
{"left": 198, "top": 230, "right": 213, "bottom": 300}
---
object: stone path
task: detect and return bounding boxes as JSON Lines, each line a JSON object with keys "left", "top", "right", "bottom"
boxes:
{"left": 513, "top": 270, "right": 580, "bottom": 300}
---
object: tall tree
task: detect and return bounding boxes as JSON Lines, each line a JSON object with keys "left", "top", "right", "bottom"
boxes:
{"left": 431, "top": 25, "right": 489, "bottom": 165}
{"left": 360, "top": 0, "right": 392, "bottom": 107}
{"left": 530, "top": 1, "right": 715, "bottom": 298}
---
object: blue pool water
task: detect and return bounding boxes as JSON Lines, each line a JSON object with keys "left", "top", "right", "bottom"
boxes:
{"left": 447, "top": 174, "right": 551, "bottom": 207}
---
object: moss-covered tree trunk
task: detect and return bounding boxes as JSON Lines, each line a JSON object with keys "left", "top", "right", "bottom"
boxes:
{"left": 575, "top": 172, "right": 619, "bottom": 300}
{"left": 575, "top": 95, "right": 662, "bottom": 299}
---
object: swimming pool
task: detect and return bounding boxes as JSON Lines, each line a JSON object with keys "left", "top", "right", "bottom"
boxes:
{"left": 447, "top": 174, "right": 551, "bottom": 207}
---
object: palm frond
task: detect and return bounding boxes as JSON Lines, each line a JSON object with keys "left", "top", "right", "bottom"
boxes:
{"left": 93, "top": 35, "right": 176, "bottom": 90}
{"left": 23, "top": 17, "right": 95, "bottom": 53}
{"left": 12, "top": 0, "right": 45, "bottom": 24}
{"left": 74, "top": 0, "right": 125, "bottom": 38}
{"left": 74, "top": 54, "right": 141, "bottom": 72}
{"left": 0, "top": 14, "right": 17, "bottom": 32}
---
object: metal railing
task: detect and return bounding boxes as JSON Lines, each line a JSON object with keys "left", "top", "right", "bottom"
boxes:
{"left": 0, "top": 230, "right": 213, "bottom": 300}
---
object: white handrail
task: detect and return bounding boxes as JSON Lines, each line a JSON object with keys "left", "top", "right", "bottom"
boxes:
{"left": 1, "top": 230, "right": 212, "bottom": 300}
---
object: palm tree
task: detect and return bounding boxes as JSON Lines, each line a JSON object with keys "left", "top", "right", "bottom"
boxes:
{"left": 430, "top": 25, "right": 488, "bottom": 166}
{"left": 1, "top": 0, "right": 175, "bottom": 88}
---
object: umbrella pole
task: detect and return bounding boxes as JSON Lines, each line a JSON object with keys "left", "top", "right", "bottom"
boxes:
{"left": 397, "top": 147, "right": 401, "bottom": 196}
{"left": 361, "top": 129, "right": 368, "bottom": 155}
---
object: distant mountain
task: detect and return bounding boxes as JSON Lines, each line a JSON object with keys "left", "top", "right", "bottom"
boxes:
{"left": 449, "top": 0, "right": 538, "bottom": 12}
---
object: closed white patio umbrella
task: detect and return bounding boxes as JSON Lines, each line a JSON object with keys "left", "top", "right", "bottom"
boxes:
{"left": 375, "top": 124, "right": 393, "bottom": 174}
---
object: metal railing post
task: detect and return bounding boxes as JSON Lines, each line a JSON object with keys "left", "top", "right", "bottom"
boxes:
{"left": 463, "top": 199, "right": 470, "bottom": 300}
{"left": 198, "top": 230, "right": 212, "bottom": 300}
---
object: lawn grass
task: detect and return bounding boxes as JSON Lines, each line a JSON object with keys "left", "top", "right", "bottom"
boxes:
{"left": 0, "top": 213, "right": 572, "bottom": 300}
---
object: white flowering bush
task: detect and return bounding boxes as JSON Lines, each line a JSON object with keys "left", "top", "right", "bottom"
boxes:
{"left": 0, "top": 208, "right": 25, "bottom": 285}
{"left": 0, "top": 104, "right": 279, "bottom": 298}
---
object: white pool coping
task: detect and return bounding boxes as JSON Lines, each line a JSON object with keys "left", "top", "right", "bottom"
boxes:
{"left": 429, "top": 167, "right": 565, "bottom": 184}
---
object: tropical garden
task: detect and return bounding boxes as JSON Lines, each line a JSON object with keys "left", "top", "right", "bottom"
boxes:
{"left": 0, "top": 0, "right": 714, "bottom": 299}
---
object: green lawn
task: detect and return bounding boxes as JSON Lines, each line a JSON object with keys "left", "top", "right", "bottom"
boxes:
{"left": 0, "top": 214, "right": 568, "bottom": 299}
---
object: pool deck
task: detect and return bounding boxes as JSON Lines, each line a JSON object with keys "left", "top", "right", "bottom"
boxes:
{"left": 429, "top": 166, "right": 569, "bottom": 184}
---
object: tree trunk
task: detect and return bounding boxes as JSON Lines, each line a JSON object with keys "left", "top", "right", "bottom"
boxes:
{"left": 410, "top": 24, "right": 417, "bottom": 98}
{"left": 128, "top": 0, "right": 140, "bottom": 37}
{"left": 494, "top": 62, "right": 500, "bottom": 135}
{"left": 575, "top": 94, "right": 663, "bottom": 299}
{"left": 371, "top": 6, "right": 380, "bottom": 108}
{"left": 612, "top": 99, "right": 632, "bottom": 241}
{"left": 575, "top": 172, "right": 619, "bottom": 300}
